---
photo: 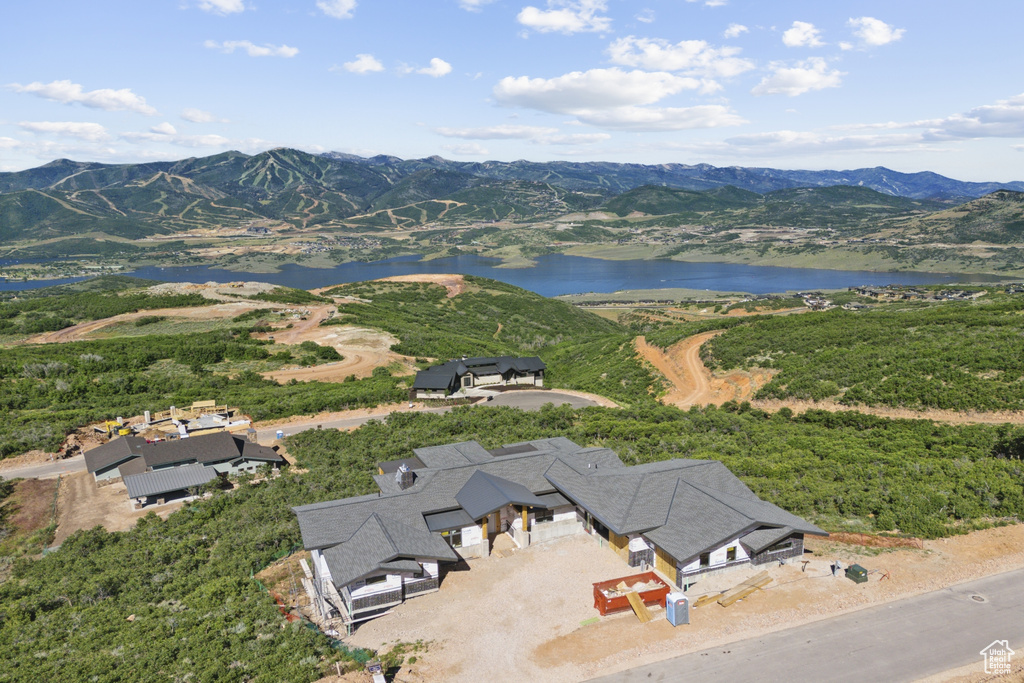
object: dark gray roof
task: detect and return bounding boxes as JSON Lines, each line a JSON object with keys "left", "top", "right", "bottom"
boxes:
{"left": 413, "top": 441, "right": 493, "bottom": 468}
{"left": 117, "top": 456, "right": 148, "bottom": 477}
{"left": 739, "top": 526, "right": 795, "bottom": 554}
{"left": 84, "top": 436, "right": 146, "bottom": 473}
{"left": 295, "top": 437, "right": 605, "bottom": 550}
{"left": 535, "top": 491, "right": 571, "bottom": 508}
{"left": 546, "top": 457, "right": 825, "bottom": 565}
{"left": 411, "top": 356, "right": 545, "bottom": 391}
{"left": 124, "top": 463, "right": 218, "bottom": 499}
{"left": 140, "top": 432, "right": 283, "bottom": 469}
{"left": 424, "top": 508, "right": 475, "bottom": 532}
{"left": 488, "top": 444, "right": 538, "bottom": 457}
{"left": 320, "top": 513, "right": 457, "bottom": 587}
{"left": 294, "top": 436, "right": 825, "bottom": 591}
{"left": 455, "top": 470, "right": 550, "bottom": 520}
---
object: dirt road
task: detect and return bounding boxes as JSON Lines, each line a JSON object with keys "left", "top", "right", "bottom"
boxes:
{"left": 24, "top": 301, "right": 269, "bottom": 344}
{"left": 640, "top": 332, "right": 1024, "bottom": 426}
{"left": 636, "top": 332, "right": 773, "bottom": 409}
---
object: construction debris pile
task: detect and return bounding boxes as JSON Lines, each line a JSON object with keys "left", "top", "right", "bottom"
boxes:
{"left": 600, "top": 579, "right": 665, "bottom": 599}
{"left": 92, "top": 400, "right": 252, "bottom": 442}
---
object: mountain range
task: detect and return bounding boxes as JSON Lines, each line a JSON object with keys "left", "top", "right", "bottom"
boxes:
{"left": 1, "top": 148, "right": 1022, "bottom": 248}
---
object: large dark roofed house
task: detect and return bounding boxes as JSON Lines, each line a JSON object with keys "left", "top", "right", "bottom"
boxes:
{"left": 410, "top": 356, "right": 545, "bottom": 399}
{"left": 84, "top": 431, "right": 285, "bottom": 507}
{"left": 292, "top": 438, "right": 825, "bottom": 627}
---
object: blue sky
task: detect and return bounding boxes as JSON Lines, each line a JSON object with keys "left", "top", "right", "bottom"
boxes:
{"left": 2, "top": 1, "right": 1023, "bottom": 181}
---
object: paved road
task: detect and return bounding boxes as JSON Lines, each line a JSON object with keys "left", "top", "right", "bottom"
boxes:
{"left": 592, "top": 568, "right": 1024, "bottom": 683}
{"left": 1, "top": 391, "right": 598, "bottom": 480}
{"left": 257, "top": 390, "right": 597, "bottom": 439}
{"left": 0, "top": 454, "right": 85, "bottom": 481}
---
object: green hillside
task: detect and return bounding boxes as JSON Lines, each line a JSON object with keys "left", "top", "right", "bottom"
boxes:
{"left": 603, "top": 184, "right": 760, "bottom": 217}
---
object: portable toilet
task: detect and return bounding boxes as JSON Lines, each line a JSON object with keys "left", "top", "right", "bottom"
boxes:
{"left": 276, "top": 430, "right": 284, "bottom": 440}
{"left": 666, "top": 592, "right": 689, "bottom": 626}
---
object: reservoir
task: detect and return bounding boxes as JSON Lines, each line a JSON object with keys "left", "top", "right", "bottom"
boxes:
{"left": 0, "top": 254, "right": 998, "bottom": 297}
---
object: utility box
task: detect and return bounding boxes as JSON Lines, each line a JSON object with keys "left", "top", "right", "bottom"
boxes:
{"left": 845, "top": 564, "right": 868, "bottom": 584}
{"left": 665, "top": 592, "right": 689, "bottom": 626}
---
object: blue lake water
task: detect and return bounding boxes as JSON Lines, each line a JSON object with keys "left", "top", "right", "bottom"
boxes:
{"left": 0, "top": 254, "right": 1000, "bottom": 296}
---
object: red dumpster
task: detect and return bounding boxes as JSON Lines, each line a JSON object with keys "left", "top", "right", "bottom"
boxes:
{"left": 592, "top": 571, "right": 672, "bottom": 616}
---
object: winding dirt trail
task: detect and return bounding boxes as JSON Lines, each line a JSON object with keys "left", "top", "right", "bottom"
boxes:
{"left": 638, "top": 332, "right": 1024, "bottom": 425}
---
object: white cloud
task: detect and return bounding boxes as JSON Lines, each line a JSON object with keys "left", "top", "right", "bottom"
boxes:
{"left": 443, "top": 143, "right": 489, "bottom": 156}
{"left": 545, "top": 132, "right": 610, "bottom": 144}
{"left": 782, "top": 21, "right": 824, "bottom": 48}
{"left": 458, "top": 0, "right": 495, "bottom": 10}
{"left": 723, "top": 23, "right": 748, "bottom": 38}
{"left": 839, "top": 41, "right": 853, "bottom": 51}
{"left": 339, "top": 53, "right": 384, "bottom": 74}
{"left": 687, "top": 0, "right": 727, "bottom": 5}
{"left": 122, "top": 130, "right": 234, "bottom": 147}
{"left": 494, "top": 68, "right": 701, "bottom": 114}
{"left": 150, "top": 122, "right": 178, "bottom": 135}
{"left": 417, "top": 58, "right": 452, "bottom": 77}
{"left": 0, "top": 137, "right": 19, "bottom": 150}
{"left": 198, "top": 0, "right": 246, "bottom": 15}
{"left": 517, "top": 0, "right": 611, "bottom": 35}
{"left": 607, "top": 36, "right": 754, "bottom": 81}
{"left": 18, "top": 121, "right": 110, "bottom": 142}
{"left": 8, "top": 80, "right": 157, "bottom": 115}
{"left": 752, "top": 58, "right": 843, "bottom": 96}
{"left": 435, "top": 124, "right": 610, "bottom": 145}
{"left": 204, "top": 40, "right": 299, "bottom": 58}
{"left": 570, "top": 105, "right": 745, "bottom": 131}
{"left": 848, "top": 17, "right": 905, "bottom": 46}
{"left": 317, "top": 0, "right": 357, "bottom": 19}
{"left": 435, "top": 124, "right": 560, "bottom": 140}
{"left": 636, "top": 9, "right": 654, "bottom": 23}
{"left": 181, "top": 108, "right": 227, "bottom": 123}
{"left": 919, "top": 93, "right": 1024, "bottom": 140}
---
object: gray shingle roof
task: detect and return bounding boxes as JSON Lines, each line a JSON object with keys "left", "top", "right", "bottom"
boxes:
{"left": 84, "top": 436, "right": 146, "bottom": 474}
{"left": 739, "top": 526, "right": 795, "bottom": 554}
{"left": 140, "top": 432, "right": 283, "bottom": 469}
{"left": 320, "top": 513, "right": 458, "bottom": 587}
{"left": 294, "top": 436, "right": 825, "bottom": 592}
{"left": 423, "top": 508, "right": 475, "bottom": 532}
{"left": 123, "top": 463, "right": 218, "bottom": 499}
{"left": 455, "top": 470, "right": 550, "bottom": 520}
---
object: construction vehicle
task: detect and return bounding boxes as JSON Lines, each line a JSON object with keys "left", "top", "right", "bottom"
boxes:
{"left": 94, "top": 419, "right": 131, "bottom": 437}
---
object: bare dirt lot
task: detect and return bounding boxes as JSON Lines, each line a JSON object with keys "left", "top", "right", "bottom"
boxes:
{"left": 635, "top": 333, "right": 774, "bottom": 409}
{"left": 4, "top": 478, "right": 58, "bottom": 538}
{"left": 342, "top": 525, "right": 1024, "bottom": 683}
{"left": 52, "top": 471, "right": 183, "bottom": 545}
{"left": 262, "top": 324, "right": 417, "bottom": 382}
{"left": 640, "top": 332, "right": 1024, "bottom": 426}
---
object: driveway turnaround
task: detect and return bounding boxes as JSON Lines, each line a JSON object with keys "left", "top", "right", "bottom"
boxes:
{"left": 591, "top": 568, "right": 1024, "bottom": 683}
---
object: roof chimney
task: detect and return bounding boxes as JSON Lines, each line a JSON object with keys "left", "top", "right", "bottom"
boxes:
{"left": 395, "top": 464, "right": 415, "bottom": 490}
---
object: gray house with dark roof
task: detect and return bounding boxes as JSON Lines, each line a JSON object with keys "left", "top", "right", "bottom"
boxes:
{"left": 292, "top": 438, "right": 825, "bottom": 626}
{"left": 84, "top": 431, "right": 285, "bottom": 506}
{"left": 410, "top": 356, "right": 545, "bottom": 399}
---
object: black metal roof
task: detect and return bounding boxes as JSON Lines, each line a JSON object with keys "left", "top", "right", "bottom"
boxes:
{"left": 378, "top": 456, "right": 426, "bottom": 474}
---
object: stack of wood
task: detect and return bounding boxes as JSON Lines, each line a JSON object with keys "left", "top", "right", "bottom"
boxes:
{"left": 717, "top": 570, "right": 772, "bottom": 607}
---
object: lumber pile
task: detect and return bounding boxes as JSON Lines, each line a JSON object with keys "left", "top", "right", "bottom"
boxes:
{"left": 717, "top": 571, "right": 772, "bottom": 607}
{"left": 626, "top": 591, "right": 653, "bottom": 623}
{"left": 692, "top": 593, "right": 721, "bottom": 608}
